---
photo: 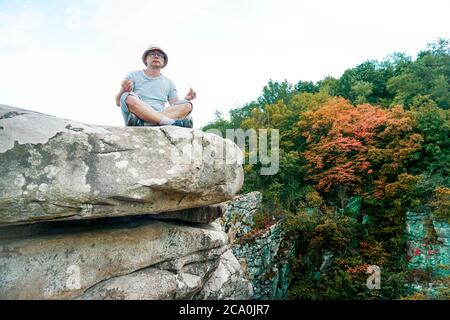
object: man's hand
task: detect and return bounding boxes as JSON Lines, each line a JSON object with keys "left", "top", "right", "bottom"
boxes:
{"left": 184, "top": 88, "right": 197, "bottom": 101}
{"left": 122, "top": 79, "right": 133, "bottom": 92}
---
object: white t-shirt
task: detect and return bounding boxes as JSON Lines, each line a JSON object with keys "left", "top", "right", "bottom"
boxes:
{"left": 124, "top": 70, "right": 177, "bottom": 112}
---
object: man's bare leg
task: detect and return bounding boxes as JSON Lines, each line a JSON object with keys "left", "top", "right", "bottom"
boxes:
{"left": 161, "top": 102, "right": 193, "bottom": 119}
{"left": 126, "top": 95, "right": 167, "bottom": 123}
{"left": 126, "top": 95, "right": 192, "bottom": 126}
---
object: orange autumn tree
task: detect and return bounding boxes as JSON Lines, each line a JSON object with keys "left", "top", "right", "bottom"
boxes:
{"left": 368, "top": 105, "right": 423, "bottom": 199}
{"left": 297, "top": 98, "right": 388, "bottom": 208}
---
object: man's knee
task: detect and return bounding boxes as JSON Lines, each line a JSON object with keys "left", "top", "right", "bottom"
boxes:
{"left": 125, "top": 95, "right": 140, "bottom": 112}
{"left": 182, "top": 102, "right": 193, "bottom": 115}
{"left": 120, "top": 92, "right": 138, "bottom": 110}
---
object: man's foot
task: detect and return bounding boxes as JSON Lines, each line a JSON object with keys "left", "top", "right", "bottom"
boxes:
{"left": 172, "top": 117, "right": 193, "bottom": 128}
{"left": 127, "top": 113, "right": 144, "bottom": 126}
{"left": 173, "top": 115, "right": 193, "bottom": 128}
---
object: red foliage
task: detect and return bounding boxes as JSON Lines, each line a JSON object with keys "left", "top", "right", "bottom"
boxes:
{"left": 298, "top": 98, "right": 388, "bottom": 193}
{"left": 347, "top": 264, "right": 370, "bottom": 275}
{"left": 368, "top": 106, "right": 423, "bottom": 198}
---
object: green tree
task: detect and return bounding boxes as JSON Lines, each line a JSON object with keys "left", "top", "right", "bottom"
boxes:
{"left": 257, "top": 79, "right": 295, "bottom": 106}
{"left": 410, "top": 96, "right": 450, "bottom": 176}
{"left": 317, "top": 76, "right": 339, "bottom": 96}
{"left": 294, "top": 80, "right": 319, "bottom": 94}
{"left": 351, "top": 80, "right": 374, "bottom": 104}
{"left": 202, "top": 110, "right": 231, "bottom": 135}
{"left": 387, "top": 38, "right": 450, "bottom": 109}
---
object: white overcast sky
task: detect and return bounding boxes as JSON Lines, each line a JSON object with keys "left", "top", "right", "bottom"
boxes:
{"left": 0, "top": 0, "right": 449, "bottom": 128}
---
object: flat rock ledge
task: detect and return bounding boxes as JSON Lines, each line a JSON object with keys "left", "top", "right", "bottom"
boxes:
{"left": 0, "top": 217, "right": 252, "bottom": 300}
{"left": 0, "top": 104, "right": 244, "bottom": 227}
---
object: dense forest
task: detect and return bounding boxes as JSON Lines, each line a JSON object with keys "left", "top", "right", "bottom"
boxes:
{"left": 203, "top": 39, "right": 449, "bottom": 299}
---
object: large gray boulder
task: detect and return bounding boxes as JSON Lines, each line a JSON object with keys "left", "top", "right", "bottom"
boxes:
{"left": 195, "top": 249, "right": 254, "bottom": 300}
{"left": 0, "top": 218, "right": 229, "bottom": 299}
{"left": 0, "top": 105, "right": 243, "bottom": 226}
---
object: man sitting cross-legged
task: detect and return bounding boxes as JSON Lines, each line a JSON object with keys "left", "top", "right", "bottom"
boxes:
{"left": 115, "top": 44, "right": 196, "bottom": 128}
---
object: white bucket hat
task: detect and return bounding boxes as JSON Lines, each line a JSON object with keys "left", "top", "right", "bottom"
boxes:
{"left": 142, "top": 44, "right": 168, "bottom": 68}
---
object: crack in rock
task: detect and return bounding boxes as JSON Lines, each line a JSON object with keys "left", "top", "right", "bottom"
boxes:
{"left": 0, "top": 111, "right": 26, "bottom": 120}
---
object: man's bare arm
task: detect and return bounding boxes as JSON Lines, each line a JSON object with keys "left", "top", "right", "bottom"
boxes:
{"left": 115, "top": 80, "right": 133, "bottom": 106}
{"left": 168, "top": 88, "right": 197, "bottom": 105}
{"left": 168, "top": 97, "right": 179, "bottom": 105}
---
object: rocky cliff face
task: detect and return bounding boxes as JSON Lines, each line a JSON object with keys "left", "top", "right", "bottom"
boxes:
{"left": 406, "top": 211, "right": 450, "bottom": 298}
{"left": 0, "top": 105, "right": 252, "bottom": 300}
{"left": 220, "top": 192, "right": 294, "bottom": 300}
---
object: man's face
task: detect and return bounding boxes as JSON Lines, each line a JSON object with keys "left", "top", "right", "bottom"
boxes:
{"left": 146, "top": 50, "right": 165, "bottom": 68}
